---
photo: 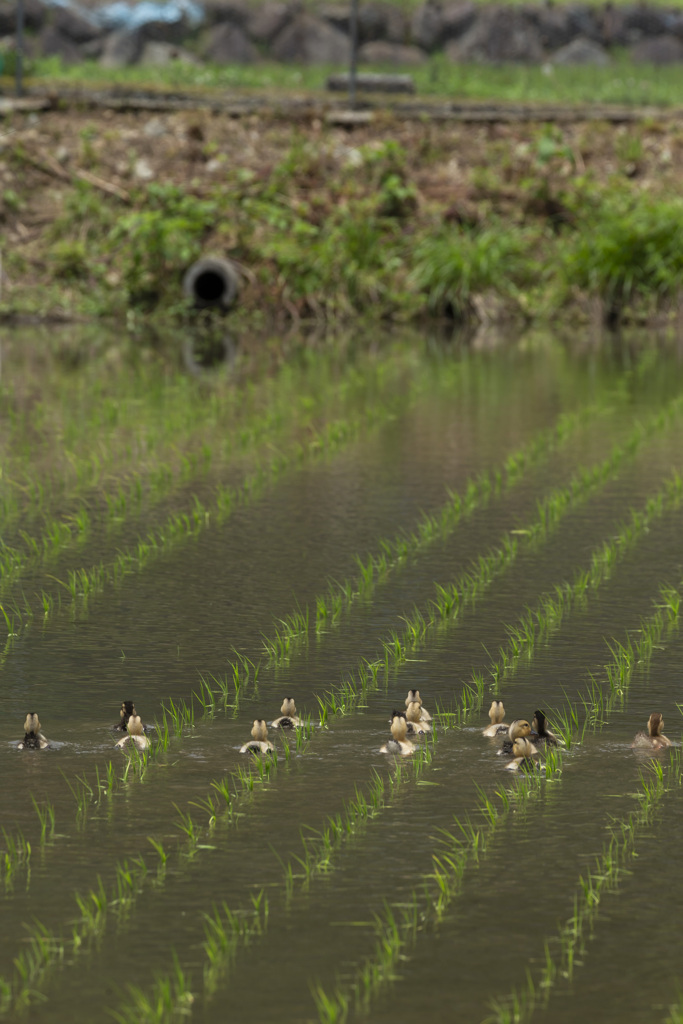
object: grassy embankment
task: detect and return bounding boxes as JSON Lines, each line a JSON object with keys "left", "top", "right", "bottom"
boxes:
{"left": 4, "top": 56, "right": 683, "bottom": 327}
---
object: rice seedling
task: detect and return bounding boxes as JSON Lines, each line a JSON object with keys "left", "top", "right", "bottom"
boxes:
{"left": 31, "top": 797, "right": 55, "bottom": 845}
{"left": 73, "top": 876, "right": 108, "bottom": 947}
{"left": 1, "top": 828, "right": 31, "bottom": 891}
{"left": 486, "top": 751, "right": 683, "bottom": 1024}
{"left": 109, "top": 953, "right": 194, "bottom": 1024}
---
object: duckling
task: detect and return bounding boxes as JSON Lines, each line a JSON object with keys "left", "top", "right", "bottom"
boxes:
{"left": 405, "top": 689, "right": 431, "bottom": 723}
{"left": 505, "top": 736, "right": 541, "bottom": 772}
{"left": 240, "top": 719, "right": 275, "bottom": 755}
{"left": 270, "top": 697, "right": 301, "bottom": 729}
{"left": 115, "top": 715, "right": 150, "bottom": 752}
{"left": 113, "top": 700, "right": 136, "bottom": 732}
{"left": 632, "top": 712, "right": 672, "bottom": 752}
{"left": 482, "top": 700, "right": 508, "bottom": 737}
{"left": 405, "top": 701, "right": 430, "bottom": 735}
{"left": 498, "top": 719, "right": 536, "bottom": 757}
{"left": 17, "top": 713, "right": 49, "bottom": 750}
{"left": 530, "top": 709, "right": 562, "bottom": 747}
{"left": 380, "top": 714, "right": 414, "bottom": 756}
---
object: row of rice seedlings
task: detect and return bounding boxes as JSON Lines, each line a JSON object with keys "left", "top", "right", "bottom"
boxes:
{"left": 0, "top": 828, "right": 31, "bottom": 893}
{"left": 268, "top": 402, "right": 608, "bottom": 663}
{"left": 107, "top": 891, "right": 270, "bottom": 1023}
{"left": 318, "top": 420, "right": 683, "bottom": 722}
{"left": 486, "top": 751, "right": 683, "bottom": 1024}
{"left": 550, "top": 580, "right": 682, "bottom": 749}
{"left": 192, "top": 651, "right": 260, "bottom": 717}
{"left": 311, "top": 771, "right": 551, "bottom": 1024}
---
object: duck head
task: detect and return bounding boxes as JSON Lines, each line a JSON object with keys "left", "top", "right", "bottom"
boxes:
{"left": 512, "top": 736, "right": 536, "bottom": 758}
{"left": 251, "top": 719, "right": 268, "bottom": 742}
{"left": 488, "top": 700, "right": 505, "bottom": 725}
{"left": 120, "top": 701, "right": 136, "bottom": 725}
{"left": 648, "top": 712, "right": 665, "bottom": 737}
{"left": 405, "top": 689, "right": 422, "bottom": 708}
{"left": 23, "top": 712, "right": 41, "bottom": 736}
{"left": 406, "top": 701, "right": 423, "bottom": 724}
{"left": 508, "top": 719, "right": 532, "bottom": 741}
{"left": 280, "top": 697, "right": 297, "bottom": 717}
{"left": 127, "top": 715, "right": 145, "bottom": 737}
{"left": 390, "top": 715, "right": 408, "bottom": 742}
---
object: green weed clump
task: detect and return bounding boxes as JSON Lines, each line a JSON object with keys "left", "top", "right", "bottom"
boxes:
{"left": 564, "top": 195, "right": 683, "bottom": 319}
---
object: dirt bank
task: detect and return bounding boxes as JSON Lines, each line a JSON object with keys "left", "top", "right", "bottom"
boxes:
{"left": 2, "top": 93, "right": 683, "bottom": 327}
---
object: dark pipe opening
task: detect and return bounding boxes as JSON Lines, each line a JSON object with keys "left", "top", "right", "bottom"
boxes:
{"left": 193, "top": 270, "right": 228, "bottom": 304}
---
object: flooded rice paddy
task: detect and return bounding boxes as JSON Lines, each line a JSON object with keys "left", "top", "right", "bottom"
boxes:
{"left": 1, "top": 327, "right": 683, "bottom": 1023}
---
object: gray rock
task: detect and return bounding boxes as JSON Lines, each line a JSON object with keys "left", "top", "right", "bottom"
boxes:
{"left": 270, "top": 13, "right": 350, "bottom": 63}
{"left": 446, "top": 5, "right": 544, "bottom": 63}
{"left": 360, "top": 3, "right": 408, "bottom": 43}
{"left": 51, "top": 6, "right": 100, "bottom": 44}
{"left": 358, "top": 40, "right": 426, "bottom": 64}
{"left": 526, "top": 4, "right": 575, "bottom": 50}
{"left": 202, "top": 0, "right": 250, "bottom": 29}
{"left": 440, "top": 2, "right": 477, "bottom": 43}
{"left": 38, "top": 24, "right": 84, "bottom": 63}
{"left": 140, "top": 16, "right": 189, "bottom": 44}
{"left": 139, "top": 41, "right": 201, "bottom": 65}
{"left": 100, "top": 27, "right": 144, "bottom": 67}
{"left": 202, "top": 22, "right": 257, "bottom": 62}
{"left": 565, "top": 5, "right": 602, "bottom": 43}
{"left": 550, "top": 35, "right": 611, "bottom": 64}
{"left": 411, "top": 0, "right": 443, "bottom": 50}
{"left": 602, "top": 4, "right": 672, "bottom": 46}
{"left": 319, "top": 4, "right": 349, "bottom": 32}
{"left": 630, "top": 33, "right": 683, "bottom": 62}
{"left": 246, "top": 2, "right": 293, "bottom": 44}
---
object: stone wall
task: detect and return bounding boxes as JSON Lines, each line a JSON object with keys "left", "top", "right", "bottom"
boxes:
{"left": 2, "top": 0, "right": 683, "bottom": 69}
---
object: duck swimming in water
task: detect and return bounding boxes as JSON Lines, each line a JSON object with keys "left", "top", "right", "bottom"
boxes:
{"left": 405, "top": 689, "right": 431, "bottom": 723}
{"left": 498, "top": 719, "right": 535, "bottom": 757}
{"left": 405, "top": 701, "right": 430, "bottom": 735}
{"left": 632, "top": 712, "right": 672, "bottom": 752}
{"left": 505, "top": 736, "right": 541, "bottom": 772}
{"left": 17, "top": 713, "right": 49, "bottom": 750}
{"left": 482, "top": 700, "right": 508, "bottom": 737}
{"left": 240, "top": 719, "right": 275, "bottom": 754}
{"left": 115, "top": 715, "right": 150, "bottom": 752}
{"left": 114, "top": 701, "right": 136, "bottom": 732}
{"left": 381, "top": 715, "right": 414, "bottom": 756}
{"left": 530, "top": 710, "right": 562, "bottom": 747}
{"left": 270, "top": 698, "right": 301, "bottom": 730}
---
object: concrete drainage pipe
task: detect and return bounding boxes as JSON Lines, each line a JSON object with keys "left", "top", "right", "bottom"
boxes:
{"left": 182, "top": 257, "right": 240, "bottom": 310}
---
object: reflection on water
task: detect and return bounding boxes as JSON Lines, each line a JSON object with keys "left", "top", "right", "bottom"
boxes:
{"left": 1, "top": 325, "right": 683, "bottom": 1023}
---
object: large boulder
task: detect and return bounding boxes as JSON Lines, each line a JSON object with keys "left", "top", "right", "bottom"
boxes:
{"left": 565, "top": 4, "right": 603, "bottom": 43}
{"left": 411, "top": 0, "right": 444, "bottom": 50}
{"left": 38, "top": 24, "right": 84, "bottom": 63}
{"left": 139, "top": 16, "right": 190, "bottom": 44}
{"left": 201, "top": 0, "right": 250, "bottom": 28}
{"left": 601, "top": 4, "right": 673, "bottom": 45}
{"left": 440, "top": 2, "right": 477, "bottom": 44}
{"left": 246, "top": 2, "right": 293, "bottom": 44}
{"left": 50, "top": 6, "right": 100, "bottom": 44}
{"left": 630, "top": 34, "right": 683, "bottom": 62}
{"left": 358, "top": 40, "right": 427, "bottom": 64}
{"left": 0, "top": 0, "right": 46, "bottom": 33}
{"left": 446, "top": 5, "right": 544, "bottom": 63}
{"left": 100, "top": 27, "right": 145, "bottom": 67}
{"left": 202, "top": 22, "right": 257, "bottom": 61}
{"left": 525, "top": 4, "right": 576, "bottom": 50}
{"left": 360, "top": 3, "right": 409, "bottom": 44}
{"left": 270, "top": 13, "right": 350, "bottom": 63}
{"left": 550, "top": 36, "right": 611, "bottom": 64}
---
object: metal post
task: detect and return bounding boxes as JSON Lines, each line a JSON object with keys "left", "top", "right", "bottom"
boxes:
{"left": 16, "top": 0, "right": 24, "bottom": 98}
{"left": 349, "top": 0, "right": 358, "bottom": 109}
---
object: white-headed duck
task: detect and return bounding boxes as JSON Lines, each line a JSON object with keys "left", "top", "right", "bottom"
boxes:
{"left": 18, "top": 713, "right": 49, "bottom": 750}
{"left": 632, "top": 712, "right": 672, "bottom": 752}
{"left": 498, "top": 719, "right": 535, "bottom": 757}
{"left": 115, "top": 715, "right": 150, "bottom": 752}
{"left": 240, "top": 719, "right": 275, "bottom": 754}
{"left": 405, "top": 689, "right": 431, "bottom": 723}
{"left": 270, "top": 697, "right": 301, "bottom": 730}
{"left": 530, "top": 710, "right": 562, "bottom": 747}
{"left": 505, "top": 736, "right": 541, "bottom": 772}
{"left": 482, "top": 700, "right": 508, "bottom": 737}
{"left": 381, "top": 715, "right": 414, "bottom": 756}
